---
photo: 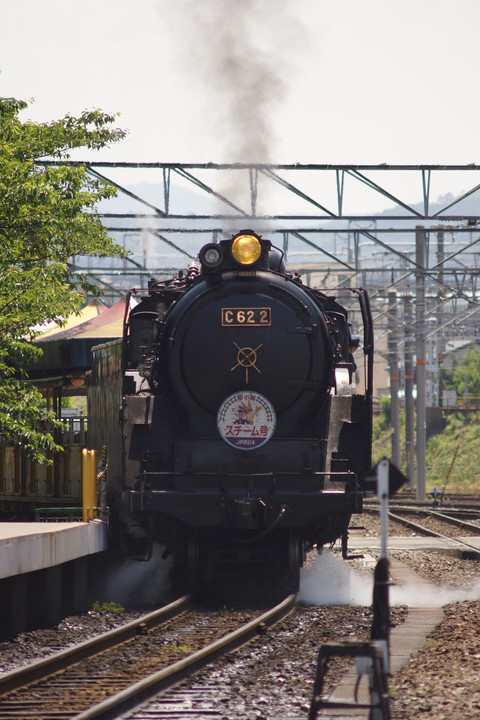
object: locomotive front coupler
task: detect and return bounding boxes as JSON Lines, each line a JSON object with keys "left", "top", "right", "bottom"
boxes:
{"left": 237, "top": 499, "right": 254, "bottom": 529}
{"left": 225, "top": 494, "right": 268, "bottom": 531}
{"left": 225, "top": 503, "right": 290, "bottom": 545}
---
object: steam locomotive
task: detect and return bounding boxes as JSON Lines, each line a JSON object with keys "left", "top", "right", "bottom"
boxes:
{"left": 88, "top": 230, "right": 374, "bottom": 591}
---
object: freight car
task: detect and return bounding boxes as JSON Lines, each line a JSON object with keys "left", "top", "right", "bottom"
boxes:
{"left": 87, "top": 230, "right": 374, "bottom": 590}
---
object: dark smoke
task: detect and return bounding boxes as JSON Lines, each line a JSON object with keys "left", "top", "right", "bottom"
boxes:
{"left": 194, "top": 0, "right": 286, "bottom": 162}
{"left": 160, "top": 0, "right": 310, "bottom": 164}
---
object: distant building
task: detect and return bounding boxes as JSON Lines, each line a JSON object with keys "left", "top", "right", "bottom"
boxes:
{"left": 441, "top": 339, "right": 480, "bottom": 371}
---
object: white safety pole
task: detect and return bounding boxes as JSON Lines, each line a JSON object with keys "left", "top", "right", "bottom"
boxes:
{"left": 378, "top": 458, "right": 389, "bottom": 560}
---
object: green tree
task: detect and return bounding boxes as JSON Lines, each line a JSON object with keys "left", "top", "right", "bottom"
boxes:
{"left": 0, "top": 96, "right": 127, "bottom": 461}
{"left": 451, "top": 346, "right": 480, "bottom": 399}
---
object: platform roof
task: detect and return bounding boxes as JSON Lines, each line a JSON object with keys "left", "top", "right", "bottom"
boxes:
{"left": 28, "top": 300, "right": 127, "bottom": 393}
{"left": 34, "top": 298, "right": 108, "bottom": 339}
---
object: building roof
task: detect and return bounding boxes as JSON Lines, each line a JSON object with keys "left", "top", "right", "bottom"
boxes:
{"left": 28, "top": 299, "right": 128, "bottom": 392}
{"left": 34, "top": 298, "right": 108, "bottom": 339}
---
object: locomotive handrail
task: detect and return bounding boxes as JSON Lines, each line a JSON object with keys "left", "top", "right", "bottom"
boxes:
{"left": 126, "top": 310, "right": 161, "bottom": 320}
{"left": 138, "top": 470, "right": 358, "bottom": 482}
{"left": 354, "top": 288, "right": 374, "bottom": 397}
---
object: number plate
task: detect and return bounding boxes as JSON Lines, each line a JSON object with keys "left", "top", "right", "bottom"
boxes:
{"left": 221, "top": 308, "right": 271, "bottom": 327}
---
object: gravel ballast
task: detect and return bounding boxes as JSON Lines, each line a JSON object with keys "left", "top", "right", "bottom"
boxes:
{"left": 1, "top": 511, "right": 480, "bottom": 719}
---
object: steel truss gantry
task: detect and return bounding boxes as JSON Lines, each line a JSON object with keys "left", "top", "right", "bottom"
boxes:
{"left": 39, "top": 161, "right": 480, "bottom": 500}
{"left": 46, "top": 161, "right": 480, "bottom": 295}
{"left": 80, "top": 161, "right": 480, "bottom": 222}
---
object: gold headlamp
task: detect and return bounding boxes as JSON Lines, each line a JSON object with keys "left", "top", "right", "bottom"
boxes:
{"left": 231, "top": 234, "right": 262, "bottom": 266}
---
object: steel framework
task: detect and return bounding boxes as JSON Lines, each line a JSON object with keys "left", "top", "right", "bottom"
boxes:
{"left": 45, "top": 162, "right": 480, "bottom": 295}
{"left": 37, "top": 162, "right": 480, "bottom": 498}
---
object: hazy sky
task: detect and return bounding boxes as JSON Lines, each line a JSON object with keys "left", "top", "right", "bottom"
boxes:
{"left": 1, "top": 0, "right": 479, "bottom": 168}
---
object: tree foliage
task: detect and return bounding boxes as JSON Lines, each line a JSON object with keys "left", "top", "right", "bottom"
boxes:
{"left": 0, "top": 96, "right": 127, "bottom": 461}
{"left": 373, "top": 408, "right": 480, "bottom": 494}
{"left": 451, "top": 346, "right": 480, "bottom": 399}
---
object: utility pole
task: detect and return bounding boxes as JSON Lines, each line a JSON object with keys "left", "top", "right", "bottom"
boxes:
{"left": 416, "top": 226, "right": 427, "bottom": 501}
{"left": 436, "top": 227, "right": 445, "bottom": 406}
{"left": 388, "top": 291, "right": 400, "bottom": 467}
{"left": 403, "top": 295, "right": 415, "bottom": 488}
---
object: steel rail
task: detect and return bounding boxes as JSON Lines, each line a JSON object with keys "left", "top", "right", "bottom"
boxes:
{"left": 366, "top": 503, "right": 480, "bottom": 527}
{"left": 387, "top": 510, "right": 447, "bottom": 538}
{"left": 386, "top": 511, "right": 480, "bottom": 558}
{"left": 0, "top": 595, "right": 192, "bottom": 696}
{"left": 428, "top": 510, "right": 480, "bottom": 534}
{"left": 73, "top": 593, "right": 296, "bottom": 720}
{"left": 388, "top": 508, "right": 480, "bottom": 535}
{"left": 365, "top": 501, "right": 480, "bottom": 517}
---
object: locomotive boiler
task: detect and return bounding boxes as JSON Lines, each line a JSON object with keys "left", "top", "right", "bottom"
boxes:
{"left": 88, "top": 230, "right": 374, "bottom": 591}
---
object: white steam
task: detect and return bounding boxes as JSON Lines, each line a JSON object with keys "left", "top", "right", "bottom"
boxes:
{"left": 101, "top": 543, "right": 173, "bottom": 606}
{"left": 298, "top": 550, "right": 480, "bottom": 608}
{"left": 391, "top": 579, "right": 480, "bottom": 608}
{"left": 298, "top": 550, "right": 373, "bottom": 606}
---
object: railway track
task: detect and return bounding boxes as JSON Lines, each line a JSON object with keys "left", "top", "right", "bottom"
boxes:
{"left": 0, "top": 594, "right": 295, "bottom": 720}
{"left": 393, "top": 508, "right": 480, "bottom": 534}
{"left": 364, "top": 505, "right": 480, "bottom": 558}
{"left": 2, "top": 514, "right": 478, "bottom": 720}
{"left": 377, "top": 492, "right": 480, "bottom": 509}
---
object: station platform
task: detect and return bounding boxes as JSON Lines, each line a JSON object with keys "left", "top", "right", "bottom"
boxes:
{"left": 0, "top": 521, "right": 109, "bottom": 638}
{"left": 0, "top": 520, "right": 108, "bottom": 580}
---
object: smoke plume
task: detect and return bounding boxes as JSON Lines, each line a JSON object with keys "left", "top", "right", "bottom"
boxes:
{"left": 161, "top": 0, "right": 309, "bottom": 164}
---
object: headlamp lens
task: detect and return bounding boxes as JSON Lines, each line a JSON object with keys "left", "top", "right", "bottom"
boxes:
{"left": 199, "top": 243, "right": 223, "bottom": 269}
{"left": 204, "top": 247, "right": 221, "bottom": 265}
{"left": 231, "top": 234, "right": 262, "bottom": 265}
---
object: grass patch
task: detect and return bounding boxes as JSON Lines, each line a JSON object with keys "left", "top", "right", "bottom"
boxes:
{"left": 91, "top": 601, "right": 125, "bottom": 614}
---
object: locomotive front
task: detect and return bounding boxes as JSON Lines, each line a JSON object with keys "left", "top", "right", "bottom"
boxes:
{"left": 120, "top": 231, "right": 373, "bottom": 589}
